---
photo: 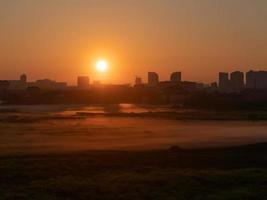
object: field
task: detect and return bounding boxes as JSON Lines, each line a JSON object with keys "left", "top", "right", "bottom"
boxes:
{"left": 1, "top": 105, "right": 267, "bottom": 199}
{"left": 1, "top": 144, "right": 267, "bottom": 200}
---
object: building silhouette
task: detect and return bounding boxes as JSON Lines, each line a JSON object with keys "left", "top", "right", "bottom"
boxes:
{"left": 219, "top": 72, "right": 229, "bottom": 91}
{"left": 34, "top": 79, "right": 67, "bottom": 90}
{"left": 0, "top": 74, "right": 68, "bottom": 90}
{"left": 20, "top": 74, "right": 27, "bottom": 83}
{"left": 135, "top": 76, "right": 142, "bottom": 85}
{"left": 148, "top": 72, "right": 159, "bottom": 87}
{"left": 217, "top": 70, "right": 267, "bottom": 92}
{"left": 77, "top": 76, "right": 90, "bottom": 89}
{"left": 181, "top": 81, "right": 198, "bottom": 91}
{"left": 246, "top": 71, "right": 256, "bottom": 89}
{"left": 8, "top": 74, "right": 28, "bottom": 90}
{"left": 170, "top": 72, "right": 181, "bottom": 83}
{"left": 230, "top": 71, "right": 244, "bottom": 92}
{"left": 246, "top": 70, "right": 267, "bottom": 90}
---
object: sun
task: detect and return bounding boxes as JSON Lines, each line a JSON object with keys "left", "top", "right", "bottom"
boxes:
{"left": 96, "top": 60, "right": 108, "bottom": 72}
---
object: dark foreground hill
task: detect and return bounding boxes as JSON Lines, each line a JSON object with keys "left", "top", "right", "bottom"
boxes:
{"left": 1, "top": 143, "right": 267, "bottom": 200}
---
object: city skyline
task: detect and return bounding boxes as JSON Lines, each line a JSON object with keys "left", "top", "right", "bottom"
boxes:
{"left": 1, "top": 0, "right": 267, "bottom": 84}
{"left": 2, "top": 69, "right": 267, "bottom": 89}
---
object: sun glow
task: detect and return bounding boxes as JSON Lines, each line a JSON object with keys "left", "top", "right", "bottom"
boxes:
{"left": 96, "top": 60, "right": 108, "bottom": 72}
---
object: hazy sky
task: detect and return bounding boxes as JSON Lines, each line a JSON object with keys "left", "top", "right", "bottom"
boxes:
{"left": 1, "top": 0, "right": 267, "bottom": 84}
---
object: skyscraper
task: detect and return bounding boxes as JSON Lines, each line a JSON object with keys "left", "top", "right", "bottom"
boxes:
{"left": 148, "top": 72, "right": 159, "bottom": 87}
{"left": 230, "top": 71, "right": 244, "bottom": 92}
{"left": 246, "top": 70, "right": 267, "bottom": 90}
{"left": 219, "top": 72, "right": 229, "bottom": 91}
{"left": 77, "top": 76, "right": 89, "bottom": 89}
{"left": 170, "top": 72, "right": 181, "bottom": 83}
{"left": 246, "top": 70, "right": 256, "bottom": 89}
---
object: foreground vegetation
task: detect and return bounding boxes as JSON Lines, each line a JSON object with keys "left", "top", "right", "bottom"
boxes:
{"left": 1, "top": 143, "right": 267, "bottom": 200}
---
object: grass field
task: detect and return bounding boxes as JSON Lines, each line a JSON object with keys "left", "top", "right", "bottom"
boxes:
{"left": 1, "top": 143, "right": 267, "bottom": 200}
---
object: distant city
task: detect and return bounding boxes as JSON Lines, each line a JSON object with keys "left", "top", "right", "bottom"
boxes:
{"left": 1, "top": 70, "right": 267, "bottom": 93}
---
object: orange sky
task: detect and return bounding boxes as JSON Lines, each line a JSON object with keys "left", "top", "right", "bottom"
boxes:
{"left": 1, "top": 0, "right": 267, "bottom": 85}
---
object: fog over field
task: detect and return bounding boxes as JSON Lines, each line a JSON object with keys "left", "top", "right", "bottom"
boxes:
{"left": 1, "top": 104, "right": 267, "bottom": 156}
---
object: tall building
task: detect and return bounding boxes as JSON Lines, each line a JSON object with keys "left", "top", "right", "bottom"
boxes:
{"left": 170, "top": 72, "right": 181, "bottom": 83}
{"left": 219, "top": 72, "right": 229, "bottom": 91}
{"left": 246, "top": 71, "right": 256, "bottom": 89}
{"left": 246, "top": 70, "right": 267, "bottom": 90}
{"left": 230, "top": 71, "right": 244, "bottom": 92}
{"left": 77, "top": 76, "right": 89, "bottom": 89}
{"left": 148, "top": 72, "right": 159, "bottom": 87}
